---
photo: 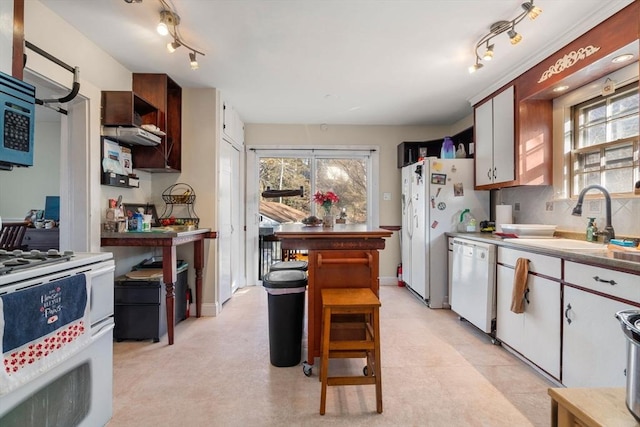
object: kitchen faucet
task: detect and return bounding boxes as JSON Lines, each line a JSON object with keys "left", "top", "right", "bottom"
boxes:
{"left": 571, "top": 184, "right": 615, "bottom": 243}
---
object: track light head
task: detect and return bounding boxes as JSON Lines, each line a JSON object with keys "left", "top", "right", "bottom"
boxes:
{"left": 521, "top": 1, "right": 542, "bottom": 20}
{"left": 468, "top": 61, "right": 484, "bottom": 74}
{"left": 189, "top": 52, "right": 199, "bottom": 70}
{"left": 483, "top": 44, "right": 494, "bottom": 61}
{"left": 167, "top": 39, "right": 181, "bottom": 53}
{"left": 508, "top": 28, "right": 522, "bottom": 45}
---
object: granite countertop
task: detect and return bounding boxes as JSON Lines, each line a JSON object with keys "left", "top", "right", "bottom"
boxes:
{"left": 446, "top": 232, "right": 640, "bottom": 274}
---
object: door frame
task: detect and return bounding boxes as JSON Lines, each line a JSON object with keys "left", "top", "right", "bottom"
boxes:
{"left": 245, "top": 145, "right": 380, "bottom": 286}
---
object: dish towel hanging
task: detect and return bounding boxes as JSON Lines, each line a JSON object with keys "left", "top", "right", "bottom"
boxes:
{"left": 510, "top": 258, "right": 530, "bottom": 314}
{"left": 0, "top": 273, "right": 90, "bottom": 395}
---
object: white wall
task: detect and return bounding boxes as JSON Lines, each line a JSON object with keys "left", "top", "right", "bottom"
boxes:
{"left": 0, "top": 120, "right": 60, "bottom": 219}
{"left": 24, "top": 0, "right": 153, "bottom": 273}
{"left": 0, "top": 0, "right": 13, "bottom": 74}
{"left": 245, "top": 123, "right": 457, "bottom": 280}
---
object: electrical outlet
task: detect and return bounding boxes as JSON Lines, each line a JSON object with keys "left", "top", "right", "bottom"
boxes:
{"left": 514, "top": 203, "right": 520, "bottom": 211}
{"left": 588, "top": 200, "right": 601, "bottom": 213}
{"left": 383, "top": 192, "right": 392, "bottom": 201}
{"left": 545, "top": 202, "right": 553, "bottom": 211}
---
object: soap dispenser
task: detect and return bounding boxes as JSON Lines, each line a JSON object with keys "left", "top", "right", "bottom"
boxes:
{"left": 586, "top": 217, "right": 597, "bottom": 242}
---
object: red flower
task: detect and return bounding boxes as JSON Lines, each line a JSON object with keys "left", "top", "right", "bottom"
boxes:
{"left": 312, "top": 191, "right": 339, "bottom": 214}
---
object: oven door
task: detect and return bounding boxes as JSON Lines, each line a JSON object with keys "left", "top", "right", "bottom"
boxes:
{"left": 0, "top": 317, "right": 114, "bottom": 427}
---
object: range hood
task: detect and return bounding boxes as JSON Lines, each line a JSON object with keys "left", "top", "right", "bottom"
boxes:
{"left": 102, "top": 126, "right": 161, "bottom": 146}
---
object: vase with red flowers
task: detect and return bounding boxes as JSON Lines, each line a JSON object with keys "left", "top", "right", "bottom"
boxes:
{"left": 313, "top": 190, "right": 339, "bottom": 227}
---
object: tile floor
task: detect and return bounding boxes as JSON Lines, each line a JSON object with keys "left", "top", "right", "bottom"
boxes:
{"left": 109, "top": 285, "right": 555, "bottom": 426}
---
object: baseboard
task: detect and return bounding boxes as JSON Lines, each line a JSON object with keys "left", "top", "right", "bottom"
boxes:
{"left": 195, "top": 302, "right": 219, "bottom": 317}
{"left": 379, "top": 276, "right": 398, "bottom": 286}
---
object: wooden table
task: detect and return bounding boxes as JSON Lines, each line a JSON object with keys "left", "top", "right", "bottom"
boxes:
{"left": 102, "top": 228, "right": 216, "bottom": 345}
{"left": 548, "top": 387, "right": 637, "bottom": 427}
{"left": 274, "top": 224, "right": 392, "bottom": 366}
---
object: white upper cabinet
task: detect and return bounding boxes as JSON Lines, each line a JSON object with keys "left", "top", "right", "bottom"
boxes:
{"left": 474, "top": 85, "right": 514, "bottom": 187}
{"left": 222, "top": 102, "right": 245, "bottom": 146}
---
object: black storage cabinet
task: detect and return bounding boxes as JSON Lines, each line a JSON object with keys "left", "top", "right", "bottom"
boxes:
{"left": 114, "top": 262, "right": 188, "bottom": 342}
{"left": 263, "top": 269, "right": 307, "bottom": 367}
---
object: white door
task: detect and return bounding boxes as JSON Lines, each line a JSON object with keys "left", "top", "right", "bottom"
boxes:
{"left": 219, "top": 139, "right": 242, "bottom": 304}
{"left": 401, "top": 165, "right": 412, "bottom": 287}
{"left": 562, "top": 286, "right": 633, "bottom": 387}
{"left": 474, "top": 99, "right": 493, "bottom": 186}
{"left": 409, "top": 162, "right": 426, "bottom": 299}
{"left": 491, "top": 86, "right": 515, "bottom": 184}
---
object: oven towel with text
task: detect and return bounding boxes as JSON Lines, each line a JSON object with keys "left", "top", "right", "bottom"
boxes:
{"left": 510, "top": 258, "right": 530, "bottom": 314}
{"left": 0, "top": 273, "right": 90, "bottom": 395}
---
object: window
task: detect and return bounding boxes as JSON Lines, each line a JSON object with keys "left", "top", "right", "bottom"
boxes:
{"left": 258, "top": 150, "right": 372, "bottom": 224}
{"left": 571, "top": 82, "right": 639, "bottom": 196}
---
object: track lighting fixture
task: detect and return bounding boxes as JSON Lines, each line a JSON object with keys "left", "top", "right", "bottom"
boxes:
{"left": 468, "top": 0, "right": 542, "bottom": 73}
{"left": 125, "top": 0, "right": 205, "bottom": 69}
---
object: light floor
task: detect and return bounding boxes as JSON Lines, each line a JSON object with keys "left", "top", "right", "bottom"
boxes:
{"left": 109, "top": 285, "right": 555, "bottom": 426}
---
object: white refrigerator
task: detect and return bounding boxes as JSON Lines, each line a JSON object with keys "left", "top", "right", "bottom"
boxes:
{"left": 401, "top": 158, "right": 489, "bottom": 308}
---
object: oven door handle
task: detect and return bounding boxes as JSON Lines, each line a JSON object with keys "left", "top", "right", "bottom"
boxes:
{"left": 91, "top": 318, "right": 115, "bottom": 338}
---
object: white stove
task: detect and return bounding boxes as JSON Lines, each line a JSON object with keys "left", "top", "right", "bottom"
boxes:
{"left": 0, "top": 250, "right": 112, "bottom": 287}
{"left": 0, "top": 249, "right": 116, "bottom": 426}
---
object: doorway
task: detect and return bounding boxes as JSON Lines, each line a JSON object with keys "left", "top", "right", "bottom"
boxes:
{"left": 246, "top": 147, "right": 379, "bottom": 284}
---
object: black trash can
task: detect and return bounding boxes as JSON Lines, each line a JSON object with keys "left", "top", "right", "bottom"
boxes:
{"left": 270, "top": 260, "right": 308, "bottom": 272}
{"left": 263, "top": 269, "right": 307, "bottom": 367}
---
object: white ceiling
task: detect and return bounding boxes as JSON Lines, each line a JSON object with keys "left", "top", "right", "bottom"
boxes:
{"left": 36, "top": 0, "right": 635, "bottom": 126}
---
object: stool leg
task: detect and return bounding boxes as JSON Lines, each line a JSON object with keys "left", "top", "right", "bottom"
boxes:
{"left": 373, "top": 307, "right": 382, "bottom": 413}
{"left": 319, "top": 306, "right": 332, "bottom": 415}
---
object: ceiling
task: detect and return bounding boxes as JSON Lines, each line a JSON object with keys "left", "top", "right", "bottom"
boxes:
{"left": 36, "top": 0, "right": 635, "bottom": 126}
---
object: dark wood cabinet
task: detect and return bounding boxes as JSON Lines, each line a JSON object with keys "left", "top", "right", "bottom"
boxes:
{"left": 101, "top": 91, "right": 158, "bottom": 127}
{"left": 397, "top": 127, "right": 474, "bottom": 168}
{"left": 132, "top": 73, "right": 182, "bottom": 172}
{"left": 23, "top": 228, "right": 59, "bottom": 251}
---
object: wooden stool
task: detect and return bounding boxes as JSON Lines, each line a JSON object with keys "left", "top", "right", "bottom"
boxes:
{"left": 319, "top": 288, "right": 382, "bottom": 415}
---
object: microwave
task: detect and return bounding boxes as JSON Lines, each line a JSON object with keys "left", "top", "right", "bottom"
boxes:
{"left": 0, "top": 71, "right": 36, "bottom": 168}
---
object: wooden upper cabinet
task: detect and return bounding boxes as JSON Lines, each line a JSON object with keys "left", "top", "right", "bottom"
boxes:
{"left": 132, "top": 73, "right": 182, "bottom": 172}
{"left": 473, "top": 1, "right": 637, "bottom": 190}
{"left": 101, "top": 91, "right": 158, "bottom": 127}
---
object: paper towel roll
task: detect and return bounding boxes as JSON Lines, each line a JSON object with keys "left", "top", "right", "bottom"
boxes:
{"left": 495, "top": 205, "right": 513, "bottom": 233}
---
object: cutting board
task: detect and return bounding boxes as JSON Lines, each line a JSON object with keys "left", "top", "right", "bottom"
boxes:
{"left": 607, "top": 243, "right": 640, "bottom": 262}
{"left": 125, "top": 269, "right": 164, "bottom": 279}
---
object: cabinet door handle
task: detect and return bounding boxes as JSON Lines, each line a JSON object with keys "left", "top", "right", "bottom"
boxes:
{"left": 487, "top": 169, "right": 492, "bottom": 179}
{"left": 564, "top": 303, "right": 572, "bottom": 325}
{"left": 493, "top": 167, "right": 497, "bottom": 179}
{"left": 524, "top": 288, "right": 530, "bottom": 305}
{"left": 593, "top": 276, "right": 617, "bottom": 285}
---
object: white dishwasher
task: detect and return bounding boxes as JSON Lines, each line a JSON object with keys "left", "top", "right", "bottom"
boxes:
{"left": 451, "top": 238, "right": 497, "bottom": 334}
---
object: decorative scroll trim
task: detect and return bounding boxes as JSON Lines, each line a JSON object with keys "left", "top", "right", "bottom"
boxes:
{"left": 538, "top": 45, "right": 601, "bottom": 83}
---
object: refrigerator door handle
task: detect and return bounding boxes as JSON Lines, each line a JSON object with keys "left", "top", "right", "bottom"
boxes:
{"left": 407, "top": 198, "right": 414, "bottom": 238}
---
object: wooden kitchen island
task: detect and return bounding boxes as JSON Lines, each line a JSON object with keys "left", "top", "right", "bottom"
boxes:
{"left": 101, "top": 228, "right": 216, "bottom": 345}
{"left": 274, "top": 224, "right": 392, "bottom": 369}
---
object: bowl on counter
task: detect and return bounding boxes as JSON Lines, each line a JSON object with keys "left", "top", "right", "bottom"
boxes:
{"left": 499, "top": 224, "right": 557, "bottom": 238}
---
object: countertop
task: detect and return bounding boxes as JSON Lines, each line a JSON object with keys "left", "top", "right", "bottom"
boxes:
{"left": 446, "top": 232, "right": 640, "bottom": 274}
{"left": 102, "top": 227, "right": 213, "bottom": 239}
{"left": 275, "top": 224, "right": 393, "bottom": 238}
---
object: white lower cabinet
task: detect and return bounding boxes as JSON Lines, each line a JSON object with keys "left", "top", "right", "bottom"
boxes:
{"left": 496, "top": 265, "right": 561, "bottom": 379}
{"left": 562, "top": 261, "right": 639, "bottom": 388}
